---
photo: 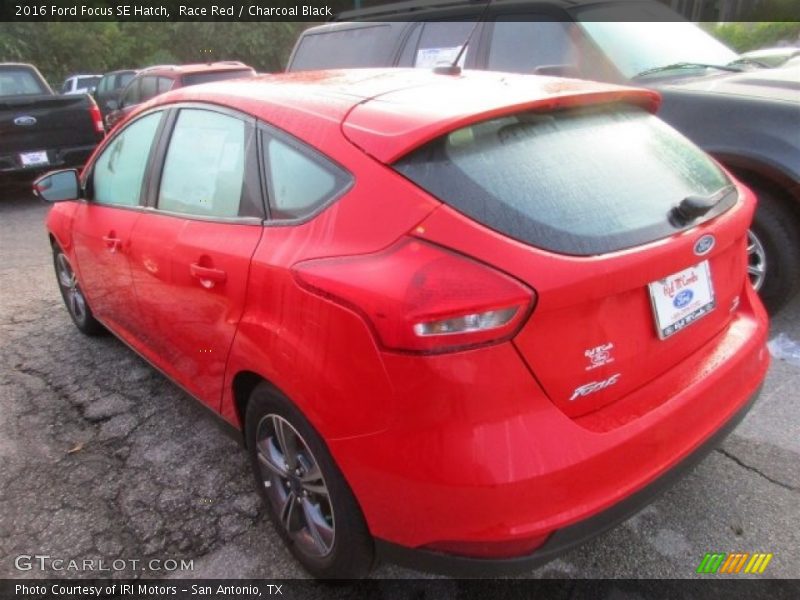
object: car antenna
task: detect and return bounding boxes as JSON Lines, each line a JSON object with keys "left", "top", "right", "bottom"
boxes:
{"left": 433, "top": 0, "right": 493, "bottom": 76}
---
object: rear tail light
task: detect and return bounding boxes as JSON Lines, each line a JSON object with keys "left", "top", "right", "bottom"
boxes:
{"left": 292, "top": 237, "right": 535, "bottom": 353}
{"left": 87, "top": 98, "right": 105, "bottom": 135}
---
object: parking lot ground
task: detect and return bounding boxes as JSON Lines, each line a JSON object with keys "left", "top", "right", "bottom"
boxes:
{"left": 1, "top": 188, "right": 798, "bottom": 580}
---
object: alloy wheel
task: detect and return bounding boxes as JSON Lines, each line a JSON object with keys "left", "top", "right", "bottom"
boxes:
{"left": 255, "top": 414, "right": 335, "bottom": 557}
{"left": 747, "top": 229, "right": 767, "bottom": 292}
{"left": 56, "top": 253, "right": 87, "bottom": 324}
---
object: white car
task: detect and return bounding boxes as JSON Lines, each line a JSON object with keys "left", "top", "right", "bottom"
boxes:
{"left": 60, "top": 74, "right": 102, "bottom": 95}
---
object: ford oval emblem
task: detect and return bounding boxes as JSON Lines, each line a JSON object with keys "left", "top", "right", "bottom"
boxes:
{"left": 694, "top": 234, "right": 715, "bottom": 256}
{"left": 673, "top": 289, "right": 694, "bottom": 309}
{"left": 14, "top": 115, "right": 37, "bottom": 127}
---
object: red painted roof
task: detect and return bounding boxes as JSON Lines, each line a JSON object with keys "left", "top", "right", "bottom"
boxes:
{"left": 153, "top": 69, "right": 661, "bottom": 162}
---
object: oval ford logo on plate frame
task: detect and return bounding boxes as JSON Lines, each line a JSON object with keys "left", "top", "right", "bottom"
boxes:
{"left": 14, "top": 116, "right": 37, "bottom": 127}
{"left": 694, "top": 234, "right": 715, "bottom": 256}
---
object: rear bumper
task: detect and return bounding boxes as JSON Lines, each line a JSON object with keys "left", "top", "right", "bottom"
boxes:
{"left": 328, "top": 286, "right": 769, "bottom": 566}
{"left": 0, "top": 143, "right": 98, "bottom": 176}
{"left": 375, "top": 383, "right": 761, "bottom": 576}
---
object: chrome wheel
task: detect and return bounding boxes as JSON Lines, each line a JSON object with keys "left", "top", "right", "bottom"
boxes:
{"left": 747, "top": 229, "right": 767, "bottom": 292}
{"left": 255, "top": 414, "right": 335, "bottom": 557}
{"left": 56, "top": 252, "right": 87, "bottom": 324}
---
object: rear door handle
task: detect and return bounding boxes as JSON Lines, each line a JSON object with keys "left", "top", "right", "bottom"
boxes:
{"left": 190, "top": 263, "right": 227, "bottom": 288}
{"left": 102, "top": 234, "right": 121, "bottom": 252}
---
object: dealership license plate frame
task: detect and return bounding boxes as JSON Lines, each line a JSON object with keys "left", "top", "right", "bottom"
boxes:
{"left": 648, "top": 260, "right": 716, "bottom": 339}
{"left": 19, "top": 151, "right": 49, "bottom": 167}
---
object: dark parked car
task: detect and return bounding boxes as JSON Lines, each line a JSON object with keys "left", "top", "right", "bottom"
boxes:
{"left": 93, "top": 69, "right": 138, "bottom": 119}
{"left": 288, "top": 0, "right": 800, "bottom": 312}
{"left": 0, "top": 63, "right": 104, "bottom": 180}
{"left": 105, "top": 62, "right": 256, "bottom": 129}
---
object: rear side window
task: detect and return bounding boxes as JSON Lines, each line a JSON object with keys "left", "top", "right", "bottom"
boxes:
{"left": 395, "top": 105, "right": 732, "bottom": 255}
{"left": 263, "top": 135, "right": 351, "bottom": 220}
{"left": 93, "top": 112, "right": 162, "bottom": 207}
{"left": 158, "top": 109, "right": 248, "bottom": 218}
{"left": 290, "top": 25, "right": 396, "bottom": 70}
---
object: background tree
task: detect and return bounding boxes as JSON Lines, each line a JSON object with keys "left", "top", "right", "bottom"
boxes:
{"left": 0, "top": 22, "right": 309, "bottom": 86}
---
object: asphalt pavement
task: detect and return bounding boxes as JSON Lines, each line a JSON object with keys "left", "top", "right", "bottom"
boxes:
{"left": 1, "top": 184, "right": 798, "bottom": 581}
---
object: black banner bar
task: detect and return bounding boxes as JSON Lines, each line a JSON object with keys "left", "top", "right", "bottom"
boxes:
{"left": 3, "top": 0, "right": 800, "bottom": 22}
{"left": 3, "top": 579, "right": 800, "bottom": 600}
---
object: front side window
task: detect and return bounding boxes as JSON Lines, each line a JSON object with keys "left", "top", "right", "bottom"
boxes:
{"left": 290, "top": 25, "right": 396, "bottom": 70}
{"left": 263, "top": 135, "right": 351, "bottom": 220}
{"left": 92, "top": 112, "right": 163, "bottom": 206}
{"left": 395, "top": 105, "right": 732, "bottom": 255}
{"left": 158, "top": 109, "right": 247, "bottom": 218}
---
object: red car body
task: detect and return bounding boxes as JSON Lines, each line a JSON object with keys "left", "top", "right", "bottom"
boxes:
{"left": 44, "top": 69, "right": 769, "bottom": 574}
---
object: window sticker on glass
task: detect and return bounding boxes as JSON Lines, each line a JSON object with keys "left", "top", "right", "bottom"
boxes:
{"left": 415, "top": 46, "right": 468, "bottom": 69}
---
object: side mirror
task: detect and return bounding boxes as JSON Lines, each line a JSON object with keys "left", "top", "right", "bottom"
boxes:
{"left": 106, "top": 99, "right": 119, "bottom": 111}
{"left": 33, "top": 169, "right": 80, "bottom": 203}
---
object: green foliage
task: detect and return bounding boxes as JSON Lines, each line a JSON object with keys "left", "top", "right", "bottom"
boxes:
{"left": 0, "top": 22, "right": 309, "bottom": 86}
{"left": 712, "top": 22, "right": 800, "bottom": 53}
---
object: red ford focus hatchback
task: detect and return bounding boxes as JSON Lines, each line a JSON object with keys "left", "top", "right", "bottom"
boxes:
{"left": 36, "top": 69, "right": 769, "bottom": 578}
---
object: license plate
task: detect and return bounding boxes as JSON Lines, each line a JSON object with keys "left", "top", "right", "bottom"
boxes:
{"left": 648, "top": 261, "right": 715, "bottom": 339}
{"left": 19, "top": 151, "right": 49, "bottom": 167}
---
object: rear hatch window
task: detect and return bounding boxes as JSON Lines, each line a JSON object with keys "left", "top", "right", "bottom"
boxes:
{"left": 395, "top": 105, "right": 733, "bottom": 255}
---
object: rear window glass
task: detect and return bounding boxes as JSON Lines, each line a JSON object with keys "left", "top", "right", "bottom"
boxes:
{"left": 395, "top": 105, "right": 733, "bottom": 255}
{"left": 290, "top": 25, "right": 396, "bottom": 70}
{"left": 181, "top": 69, "right": 254, "bottom": 86}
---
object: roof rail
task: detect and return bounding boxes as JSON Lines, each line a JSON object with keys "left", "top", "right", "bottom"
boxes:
{"left": 141, "top": 64, "right": 178, "bottom": 72}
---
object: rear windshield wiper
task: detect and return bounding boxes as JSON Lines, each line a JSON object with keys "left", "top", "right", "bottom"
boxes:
{"left": 633, "top": 62, "right": 744, "bottom": 80}
{"left": 670, "top": 185, "right": 736, "bottom": 227}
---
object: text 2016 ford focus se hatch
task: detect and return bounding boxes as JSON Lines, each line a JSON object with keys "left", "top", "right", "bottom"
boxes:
{"left": 36, "top": 69, "right": 769, "bottom": 578}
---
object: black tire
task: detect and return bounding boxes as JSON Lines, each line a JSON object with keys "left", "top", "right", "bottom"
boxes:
{"left": 750, "top": 189, "right": 800, "bottom": 314}
{"left": 245, "top": 382, "right": 375, "bottom": 579}
{"left": 52, "top": 245, "right": 105, "bottom": 336}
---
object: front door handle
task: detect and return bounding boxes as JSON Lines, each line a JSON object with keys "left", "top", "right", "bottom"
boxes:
{"left": 190, "top": 263, "right": 227, "bottom": 288}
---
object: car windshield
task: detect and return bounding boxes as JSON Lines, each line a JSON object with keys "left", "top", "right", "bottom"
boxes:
{"left": 577, "top": 5, "right": 738, "bottom": 79}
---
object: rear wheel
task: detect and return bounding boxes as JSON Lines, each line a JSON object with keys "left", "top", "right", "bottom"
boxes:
{"left": 245, "top": 382, "right": 374, "bottom": 578}
{"left": 749, "top": 189, "right": 800, "bottom": 313}
{"left": 53, "top": 246, "right": 104, "bottom": 336}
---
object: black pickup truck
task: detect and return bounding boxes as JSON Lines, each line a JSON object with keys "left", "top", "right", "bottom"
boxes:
{"left": 1, "top": 63, "right": 104, "bottom": 180}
